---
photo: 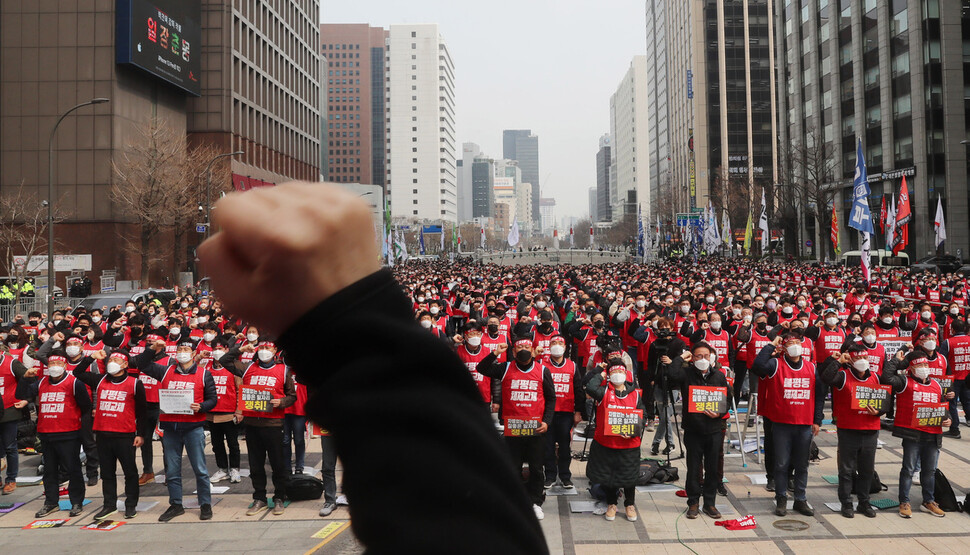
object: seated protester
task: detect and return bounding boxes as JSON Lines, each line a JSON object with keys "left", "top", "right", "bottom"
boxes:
{"left": 0, "top": 346, "right": 28, "bottom": 495}
{"left": 218, "top": 339, "right": 297, "bottom": 516}
{"left": 72, "top": 350, "right": 146, "bottom": 521}
{"left": 15, "top": 355, "right": 91, "bottom": 518}
{"left": 584, "top": 363, "right": 645, "bottom": 522}
{"left": 542, "top": 334, "right": 584, "bottom": 490}
{"left": 665, "top": 342, "right": 731, "bottom": 519}
{"left": 819, "top": 345, "right": 882, "bottom": 519}
{"left": 204, "top": 340, "right": 243, "bottom": 484}
{"left": 135, "top": 338, "right": 218, "bottom": 522}
{"left": 881, "top": 350, "right": 955, "bottom": 518}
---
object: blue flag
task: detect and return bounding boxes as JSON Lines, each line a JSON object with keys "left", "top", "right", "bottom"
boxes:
{"left": 419, "top": 228, "right": 426, "bottom": 255}
{"left": 636, "top": 205, "right": 645, "bottom": 257}
{"left": 848, "top": 139, "right": 874, "bottom": 234}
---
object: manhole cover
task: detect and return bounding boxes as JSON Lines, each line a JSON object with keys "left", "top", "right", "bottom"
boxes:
{"left": 772, "top": 519, "right": 810, "bottom": 531}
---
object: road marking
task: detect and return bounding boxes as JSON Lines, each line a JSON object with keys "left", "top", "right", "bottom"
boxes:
{"left": 306, "top": 521, "right": 350, "bottom": 553}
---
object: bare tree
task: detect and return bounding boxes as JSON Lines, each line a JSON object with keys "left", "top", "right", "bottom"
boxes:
{"left": 574, "top": 218, "right": 592, "bottom": 249}
{"left": 790, "top": 129, "right": 837, "bottom": 262}
{"left": 0, "top": 183, "right": 61, "bottom": 305}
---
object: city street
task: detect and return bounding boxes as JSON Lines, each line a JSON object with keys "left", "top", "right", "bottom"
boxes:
{"left": 3, "top": 408, "right": 970, "bottom": 554}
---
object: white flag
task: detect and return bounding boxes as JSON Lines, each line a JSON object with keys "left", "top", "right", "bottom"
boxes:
{"left": 934, "top": 196, "right": 947, "bottom": 249}
{"left": 508, "top": 216, "right": 520, "bottom": 247}
{"left": 440, "top": 229, "right": 445, "bottom": 252}
{"left": 569, "top": 226, "right": 575, "bottom": 248}
{"left": 553, "top": 228, "right": 560, "bottom": 250}
{"left": 885, "top": 196, "right": 896, "bottom": 251}
{"left": 758, "top": 187, "right": 769, "bottom": 253}
{"left": 480, "top": 224, "right": 486, "bottom": 249}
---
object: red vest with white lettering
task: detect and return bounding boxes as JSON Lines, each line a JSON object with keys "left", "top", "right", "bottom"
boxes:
{"left": 482, "top": 332, "right": 508, "bottom": 363}
{"left": 533, "top": 330, "right": 556, "bottom": 363}
{"left": 894, "top": 377, "right": 944, "bottom": 434}
{"left": 762, "top": 356, "right": 816, "bottom": 425}
{"left": 546, "top": 358, "right": 576, "bottom": 412}
{"left": 93, "top": 375, "right": 138, "bottom": 434}
{"left": 862, "top": 342, "right": 886, "bottom": 376}
{"left": 37, "top": 374, "right": 82, "bottom": 434}
{"left": 241, "top": 362, "right": 287, "bottom": 419}
{"left": 799, "top": 338, "right": 815, "bottom": 363}
{"left": 501, "top": 362, "right": 545, "bottom": 436}
{"left": 814, "top": 327, "right": 846, "bottom": 361}
{"left": 457, "top": 344, "right": 492, "bottom": 403}
{"left": 832, "top": 370, "right": 882, "bottom": 431}
{"left": 594, "top": 385, "right": 641, "bottom": 449}
{"left": 875, "top": 326, "right": 900, "bottom": 341}
{"left": 925, "top": 352, "right": 948, "bottom": 380}
{"left": 732, "top": 326, "right": 750, "bottom": 364}
{"left": 946, "top": 335, "right": 970, "bottom": 380}
{"left": 129, "top": 340, "right": 159, "bottom": 403}
{"left": 0, "top": 353, "right": 17, "bottom": 410}
{"left": 208, "top": 366, "right": 239, "bottom": 414}
{"left": 745, "top": 329, "right": 772, "bottom": 369}
{"left": 159, "top": 366, "right": 207, "bottom": 423}
{"left": 704, "top": 329, "right": 730, "bottom": 368}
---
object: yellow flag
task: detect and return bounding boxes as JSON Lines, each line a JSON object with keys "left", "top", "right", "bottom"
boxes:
{"left": 743, "top": 212, "right": 753, "bottom": 255}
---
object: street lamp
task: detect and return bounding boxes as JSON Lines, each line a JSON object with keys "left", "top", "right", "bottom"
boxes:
{"left": 48, "top": 98, "right": 109, "bottom": 314}
{"left": 203, "top": 151, "right": 244, "bottom": 239}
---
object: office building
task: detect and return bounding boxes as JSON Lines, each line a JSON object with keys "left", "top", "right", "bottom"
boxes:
{"left": 778, "top": 0, "right": 969, "bottom": 256}
{"left": 457, "top": 142, "right": 481, "bottom": 222}
{"left": 589, "top": 188, "right": 598, "bottom": 221}
{"left": 596, "top": 134, "right": 613, "bottom": 222}
{"left": 471, "top": 155, "right": 495, "bottom": 219}
{"left": 645, "top": 0, "right": 670, "bottom": 221}
{"left": 609, "top": 56, "right": 651, "bottom": 223}
{"left": 539, "top": 198, "right": 557, "bottom": 236}
{"left": 320, "top": 24, "right": 388, "bottom": 186}
{"left": 385, "top": 24, "right": 457, "bottom": 223}
{"left": 503, "top": 129, "right": 540, "bottom": 227}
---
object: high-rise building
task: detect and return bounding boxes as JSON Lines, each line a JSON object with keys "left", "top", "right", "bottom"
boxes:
{"left": 0, "top": 1, "right": 321, "bottom": 284}
{"left": 645, "top": 0, "right": 670, "bottom": 222}
{"left": 320, "top": 24, "right": 389, "bottom": 186}
{"left": 494, "top": 175, "right": 516, "bottom": 234}
{"left": 503, "top": 129, "right": 540, "bottom": 228}
{"left": 778, "top": 0, "right": 969, "bottom": 256}
{"left": 539, "top": 198, "right": 557, "bottom": 236}
{"left": 457, "top": 142, "right": 481, "bottom": 222}
{"left": 386, "top": 24, "right": 457, "bottom": 222}
{"left": 609, "top": 56, "right": 651, "bottom": 223}
{"left": 471, "top": 155, "right": 495, "bottom": 219}
{"left": 667, "top": 1, "right": 778, "bottom": 222}
{"left": 596, "top": 134, "right": 613, "bottom": 222}
{"left": 589, "top": 188, "right": 598, "bottom": 221}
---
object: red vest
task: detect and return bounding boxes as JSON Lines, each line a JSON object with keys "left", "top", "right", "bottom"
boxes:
{"left": 481, "top": 332, "right": 508, "bottom": 363}
{"left": 209, "top": 366, "right": 239, "bottom": 414}
{"left": 798, "top": 338, "right": 815, "bottom": 363}
{"left": 762, "top": 357, "right": 815, "bottom": 425}
{"left": 37, "top": 374, "right": 82, "bottom": 434}
{"left": 457, "top": 344, "right": 492, "bottom": 403}
{"left": 814, "top": 327, "right": 846, "bottom": 361}
{"left": 732, "top": 326, "right": 750, "bottom": 364}
{"left": 925, "top": 352, "right": 948, "bottom": 380}
{"left": 159, "top": 366, "right": 207, "bottom": 423}
{"left": 746, "top": 330, "right": 772, "bottom": 369}
{"left": 285, "top": 382, "right": 308, "bottom": 416}
{"left": 946, "top": 335, "right": 970, "bottom": 380}
{"left": 533, "top": 330, "right": 556, "bottom": 363}
{"left": 93, "top": 376, "right": 138, "bottom": 434}
{"left": 895, "top": 377, "right": 944, "bottom": 435}
{"left": 241, "top": 362, "right": 287, "bottom": 419}
{"left": 594, "top": 385, "right": 642, "bottom": 449}
{"left": 862, "top": 342, "right": 886, "bottom": 376}
{"left": 875, "top": 327, "right": 900, "bottom": 341}
{"left": 832, "top": 370, "right": 882, "bottom": 431}
{"left": 546, "top": 358, "right": 576, "bottom": 413}
{"left": 0, "top": 354, "right": 17, "bottom": 410}
{"left": 704, "top": 329, "right": 730, "bottom": 368}
{"left": 501, "top": 362, "right": 545, "bottom": 436}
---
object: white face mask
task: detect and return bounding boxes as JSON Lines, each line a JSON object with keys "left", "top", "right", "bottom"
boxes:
{"left": 430, "top": 307, "right": 440, "bottom": 315}
{"left": 92, "top": 316, "right": 102, "bottom": 323}
{"left": 680, "top": 305, "right": 690, "bottom": 314}
{"left": 852, "top": 358, "right": 870, "bottom": 372}
{"left": 782, "top": 307, "right": 793, "bottom": 315}
{"left": 125, "top": 306, "right": 135, "bottom": 313}
{"left": 825, "top": 317, "right": 839, "bottom": 327}
{"left": 862, "top": 334, "right": 876, "bottom": 344}
{"left": 417, "top": 296, "right": 425, "bottom": 303}
{"left": 743, "top": 315, "right": 753, "bottom": 324}
{"left": 950, "top": 307, "right": 960, "bottom": 315}
{"left": 921, "top": 311, "right": 932, "bottom": 320}
{"left": 247, "top": 333, "right": 259, "bottom": 342}
{"left": 731, "top": 308, "right": 741, "bottom": 317}
{"left": 923, "top": 340, "right": 937, "bottom": 352}
{"left": 181, "top": 302, "right": 189, "bottom": 309}
{"left": 913, "top": 366, "right": 930, "bottom": 381}
{"left": 198, "top": 317, "right": 208, "bottom": 324}
{"left": 550, "top": 344, "right": 566, "bottom": 357}
{"left": 825, "top": 297, "right": 833, "bottom": 303}
{"left": 766, "top": 302, "right": 777, "bottom": 310}
{"left": 609, "top": 372, "right": 626, "bottom": 386}
{"left": 636, "top": 300, "right": 647, "bottom": 309}
{"left": 257, "top": 349, "right": 274, "bottom": 362}
{"left": 420, "top": 320, "right": 432, "bottom": 329}
{"left": 204, "top": 333, "right": 216, "bottom": 343}
{"left": 536, "top": 301, "right": 547, "bottom": 309}
{"left": 47, "top": 365, "right": 65, "bottom": 378}
{"left": 466, "top": 335, "right": 481, "bottom": 347}
{"left": 106, "top": 361, "right": 123, "bottom": 375}
{"left": 706, "top": 297, "right": 715, "bottom": 304}
{"left": 87, "top": 333, "right": 96, "bottom": 341}
{"left": 176, "top": 352, "right": 193, "bottom": 364}
{"left": 65, "top": 345, "right": 81, "bottom": 357}
{"left": 837, "top": 302, "right": 845, "bottom": 309}
{"left": 797, "top": 301, "right": 807, "bottom": 308}
{"left": 786, "top": 345, "right": 802, "bottom": 358}
{"left": 169, "top": 327, "right": 181, "bottom": 336}
{"left": 882, "top": 316, "right": 893, "bottom": 325}
{"left": 710, "top": 321, "right": 721, "bottom": 331}
{"left": 694, "top": 358, "right": 711, "bottom": 372}
{"left": 211, "top": 350, "right": 226, "bottom": 361}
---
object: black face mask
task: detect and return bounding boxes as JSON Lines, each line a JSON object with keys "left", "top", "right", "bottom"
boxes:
{"left": 755, "top": 322, "right": 767, "bottom": 332}
{"left": 515, "top": 350, "right": 533, "bottom": 365}
{"left": 539, "top": 322, "right": 553, "bottom": 333}
{"left": 849, "top": 321, "right": 861, "bottom": 328}
{"left": 593, "top": 321, "right": 605, "bottom": 330}
{"left": 487, "top": 324, "right": 499, "bottom": 335}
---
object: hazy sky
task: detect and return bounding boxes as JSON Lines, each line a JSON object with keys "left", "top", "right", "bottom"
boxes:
{"left": 322, "top": 0, "right": 647, "bottom": 221}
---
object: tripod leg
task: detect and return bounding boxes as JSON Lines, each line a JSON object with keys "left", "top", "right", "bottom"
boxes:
{"left": 731, "top": 395, "right": 746, "bottom": 468}
{"left": 753, "top": 393, "right": 763, "bottom": 467}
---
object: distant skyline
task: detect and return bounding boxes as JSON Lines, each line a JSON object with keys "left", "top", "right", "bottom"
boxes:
{"left": 321, "top": 0, "right": 647, "bottom": 221}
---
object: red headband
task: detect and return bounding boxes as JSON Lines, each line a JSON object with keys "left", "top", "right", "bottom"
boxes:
{"left": 48, "top": 355, "right": 66, "bottom": 364}
{"left": 257, "top": 341, "right": 276, "bottom": 349}
{"left": 514, "top": 339, "right": 533, "bottom": 349}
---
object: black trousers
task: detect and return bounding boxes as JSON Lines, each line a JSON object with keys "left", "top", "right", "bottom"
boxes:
{"left": 41, "top": 434, "right": 84, "bottom": 506}
{"left": 246, "top": 425, "right": 288, "bottom": 502}
{"left": 544, "top": 412, "right": 573, "bottom": 481}
{"left": 732, "top": 361, "right": 748, "bottom": 405}
{"left": 209, "top": 420, "right": 241, "bottom": 470}
{"left": 505, "top": 435, "right": 545, "bottom": 506}
{"left": 97, "top": 433, "right": 139, "bottom": 510}
{"left": 80, "top": 412, "right": 99, "bottom": 479}
{"left": 605, "top": 486, "right": 636, "bottom": 507}
{"left": 762, "top": 417, "right": 795, "bottom": 482}
{"left": 836, "top": 428, "right": 878, "bottom": 504}
{"left": 685, "top": 430, "right": 721, "bottom": 508}
{"left": 139, "top": 404, "right": 160, "bottom": 474}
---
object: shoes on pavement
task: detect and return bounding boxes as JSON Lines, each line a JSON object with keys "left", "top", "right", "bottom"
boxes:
{"left": 87, "top": 476, "right": 98, "bottom": 487}
{"left": 319, "top": 502, "right": 337, "bottom": 517}
{"left": 793, "top": 500, "right": 814, "bottom": 516}
{"left": 138, "top": 473, "right": 155, "bottom": 486}
{"left": 2, "top": 482, "right": 15, "bottom": 495}
{"left": 272, "top": 499, "right": 285, "bottom": 516}
{"left": 702, "top": 505, "right": 722, "bottom": 519}
{"left": 124, "top": 508, "right": 137, "bottom": 520}
{"left": 765, "top": 477, "right": 776, "bottom": 492}
{"left": 533, "top": 504, "right": 544, "bottom": 520}
{"left": 650, "top": 445, "right": 659, "bottom": 456}
{"left": 35, "top": 504, "right": 59, "bottom": 518}
{"left": 210, "top": 469, "right": 228, "bottom": 483}
{"left": 774, "top": 498, "right": 787, "bottom": 517}
{"left": 246, "top": 500, "right": 268, "bottom": 516}
{"left": 943, "top": 429, "right": 961, "bottom": 439}
{"left": 625, "top": 505, "right": 637, "bottom": 521}
{"left": 200, "top": 503, "right": 212, "bottom": 520}
{"left": 69, "top": 503, "right": 83, "bottom": 517}
{"left": 158, "top": 503, "right": 185, "bottom": 522}
{"left": 840, "top": 502, "right": 854, "bottom": 518}
{"left": 899, "top": 502, "right": 912, "bottom": 518}
{"left": 605, "top": 504, "right": 617, "bottom": 521}
{"left": 543, "top": 478, "right": 556, "bottom": 489}
{"left": 857, "top": 502, "right": 876, "bottom": 518}
{"left": 561, "top": 478, "right": 574, "bottom": 489}
{"left": 229, "top": 468, "right": 242, "bottom": 483}
{"left": 921, "top": 501, "right": 945, "bottom": 517}
{"left": 686, "top": 504, "right": 699, "bottom": 519}
{"left": 717, "top": 484, "right": 728, "bottom": 496}
{"left": 93, "top": 506, "right": 117, "bottom": 521}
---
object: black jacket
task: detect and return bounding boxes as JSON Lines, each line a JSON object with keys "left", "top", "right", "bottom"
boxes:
{"left": 665, "top": 357, "right": 731, "bottom": 434}
{"left": 133, "top": 349, "right": 218, "bottom": 431}
{"left": 71, "top": 357, "right": 147, "bottom": 438}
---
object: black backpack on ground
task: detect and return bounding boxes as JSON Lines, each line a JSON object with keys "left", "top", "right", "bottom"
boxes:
{"left": 934, "top": 469, "right": 961, "bottom": 513}
{"left": 287, "top": 474, "right": 324, "bottom": 501}
{"left": 636, "top": 459, "right": 679, "bottom": 486}
{"left": 852, "top": 470, "right": 888, "bottom": 495}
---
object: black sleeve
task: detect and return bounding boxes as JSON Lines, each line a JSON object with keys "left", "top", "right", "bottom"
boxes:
{"left": 475, "top": 353, "right": 507, "bottom": 379}
{"left": 278, "top": 269, "right": 548, "bottom": 554}
{"left": 818, "top": 356, "right": 846, "bottom": 388}
{"left": 573, "top": 366, "right": 585, "bottom": 414}
{"left": 15, "top": 376, "right": 39, "bottom": 401}
{"left": 70, "top": 357, "right": 100, "bottom": 388}
{"left": 881, "top": 356, "right": 906, "bottom": 393}
{"left": 102, "top": 326, "right": 124, "bottom": 348}
{"left": 664, "top": 357, "right": 686, "bottom": 387}
{"left": 198, "top": 370, "right": 218, "bottom": 413}
{"left": 74, "top": 379, "right": 93, "bottom": 414}
{"left": 217, "top": 347, "right": 247, "bottom": 377}
{"left": 134, "top": 380, "right": 147, "bottom": 437}
{"left": 751, "top": 345, "right": 778, "bottom": 378}
{"left": 134, "top": 349, "right": 169, "bottom": 381}
{"left": 689, "top": 328, "right": 705, "bottom": 345}
{"left": 541, "top": 369, "right": 555, "bottom": 426}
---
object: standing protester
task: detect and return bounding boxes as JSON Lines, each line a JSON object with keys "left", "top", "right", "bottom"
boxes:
{"left": 665, "top": 343, "right": 730, "bottom": 519}
{"left": 643, "top": 318, "right": 686, "bottom": 456}
{"left": 585, "top": 363, "right": 645, "bottom": 522}
{"left": 0, "top": 349, "right": 27, "bottom": 495}
{"left": 454, "top": 321, "right": 497, "bottom": 406}
{"left": 752, "top": 333, "right": 822, "bottom": 517}
{"left": 542, "top": 334, "right": 584, "bottom": 489}
{"left": 476, "top": 328, "right": 555, "bottom": 520}
{"left": 882, "top": 350, "right": 954, "bottom": 518}
{"left": 939, "top": 319, "right": 970, "bottom": 438}
{"left": 15, "top": 356, "right": 91, "bottom": 518}
{"left": 283, "top": 367, "right": 309, "bottom": 475}
{"left": 72, "top": 350, "right": 146, "bottom": 521}
{"left": 819, "top": 345, "right": 881, "bottom": 518}
{"left": 219, "top": 339, "right": 297, "bottom": 516}
{"left": 316, "top": 424, "right": 339, "bottom": 517}
{"left": 204, "top": 340, "right": 243, "bottom": 484}
{"left": 135, "top": 339, "right": 217, "bottom": 522}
